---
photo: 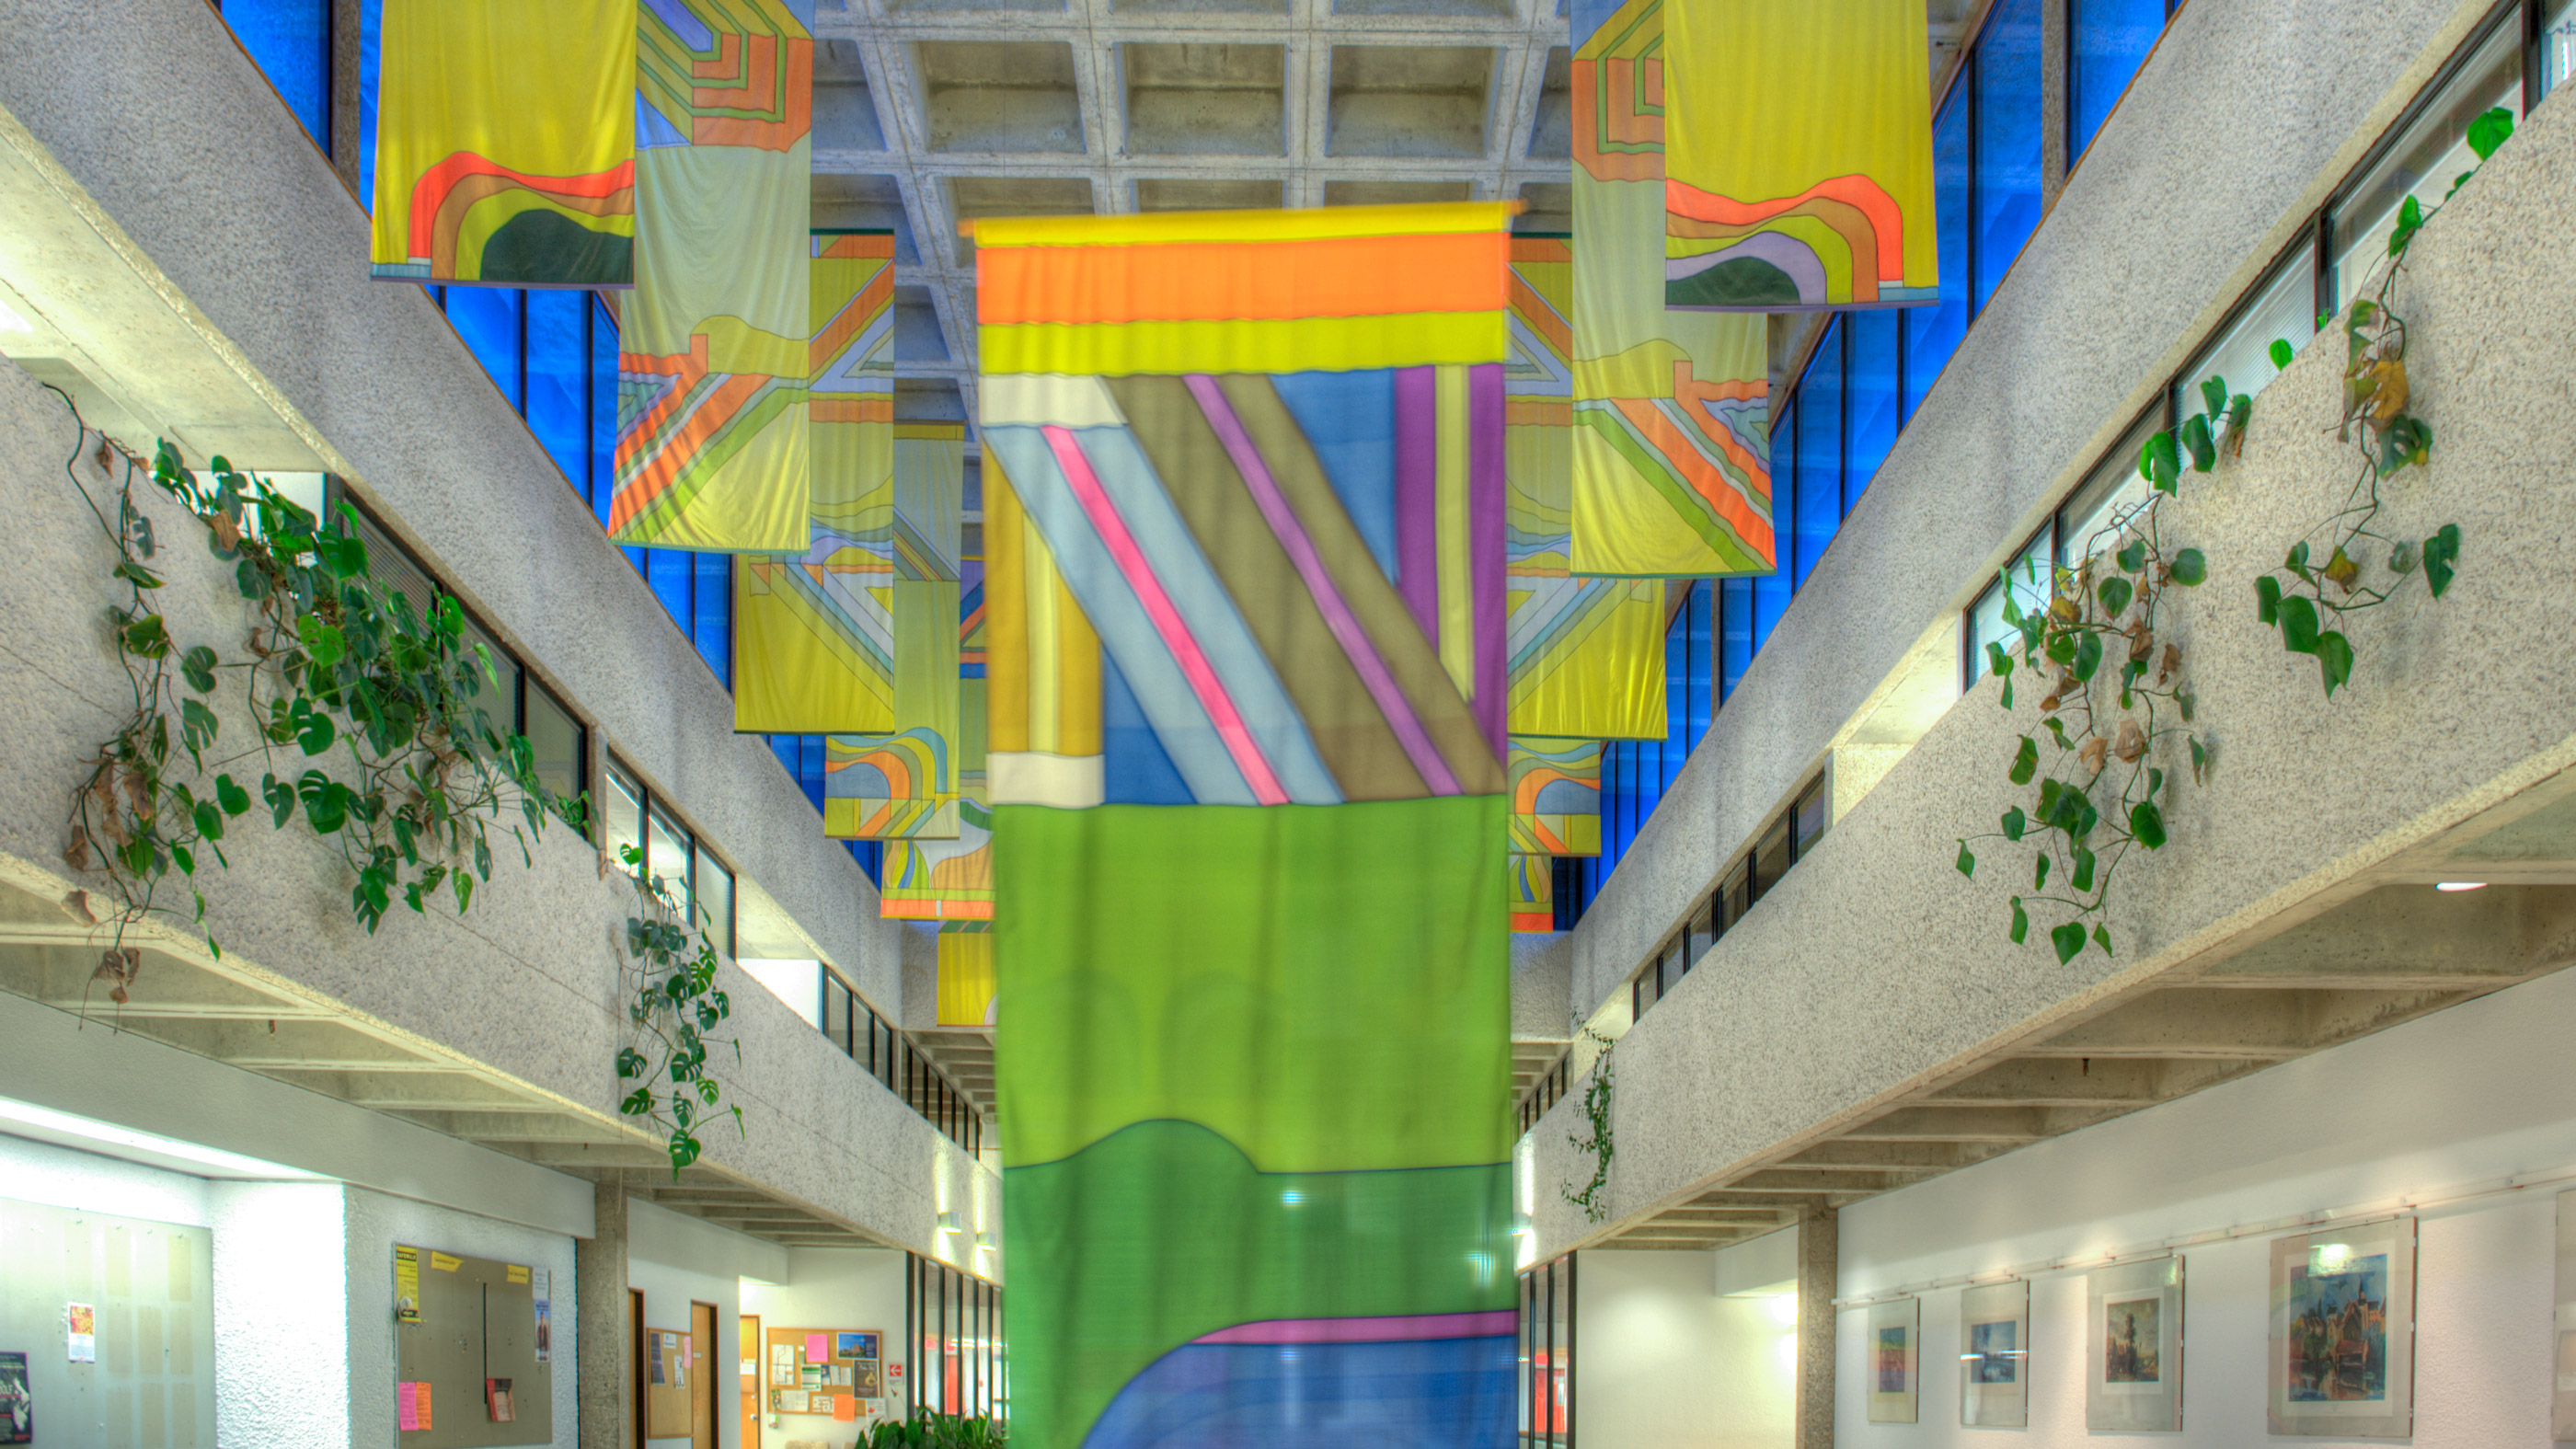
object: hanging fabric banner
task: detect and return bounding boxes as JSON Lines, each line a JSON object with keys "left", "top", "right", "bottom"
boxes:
{"left": 827, "top": 424, "right": 966, "bottom": 839}
{"left": 1570, "top": 0, "right": 1777, "bottom": 579}
{"left": 1507, "top": 236, "right": 1667, "bottom": 738}
{"left": 1663, "top": 0, "right": 1940, "bottom": 310}
{"left": 979, "top": 203, "right": 1517, "bottom": 1449}
{"left": 610, "top": 0, "right": 815, "bottom": 553}
{"left": 936, "top": 922, "right": 997, "bottom": 1027}
{"left": 370, "top": 0, "right": 637, "bottom": 286}
{"left": 734, "top": 230, "right": 895, "bottom": 734}
{"left": 1508, "top": 737, "right": 1602, "bottom": 857}
{"left": 1509, "top": 852, "right": 1555, "bottom": 933}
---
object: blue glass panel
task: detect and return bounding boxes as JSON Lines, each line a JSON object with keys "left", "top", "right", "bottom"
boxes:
{"left": 1753, "top": 412, "right": 1793, "bottom": 649}
{"left": 1719, "top": 578, "right": 1753, "bottom": 701}
{"left": 648, "top": 549, "right": 691, "bottom": 628}
{"left": 1683, "top": 581, "right": 1713, "bottom": 753}
{"left": 2072, "top": 0, "right": 2168, "bottom": 158}
{"left": 525, "top": 290, "right": 587, "bottom": 487}
{"left": 1973, "top": 0, "right": 2046, "bottom": 313}
{"left": 693, "top": 553, "right": 731, "bottom": 686}
{"left": 358, "top": 0, "right": 381, "bottom": 202}
{"left": 446, "top": 286, "right": 524, "bottom": 409}
{"left": 1793, "top": 324, "right": 1841, "bottom": 588}
{"left": 1907, "top": 89, "right": 1972, "bottom": 416}
{"left": 591, "top": 298, "right": 620, "bottom": 522}
{"left": 800, "top": 735, "right": 827, "bottom": 812}
{"left": 223, "top": 0, "right": 330, "bottom": 148}
{"left": 1845, "top": 311, "right": 1901, "bottom": 510}
{"left": 769, "top": 735, "right": 799, "bottom": 776}
{"left": 1660, "top": 600, "right": 1686, "bottom": 795}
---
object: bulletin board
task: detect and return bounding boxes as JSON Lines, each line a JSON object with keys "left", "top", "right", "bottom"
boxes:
{"left": 643, "top": 1327, "right": 693, "bottom": 1438}
{"left": 761, "top": 1326, "right": 883, "bottom": 1419}
{"left": 391, "top": 1245, "right": 553, "bottom": 1449}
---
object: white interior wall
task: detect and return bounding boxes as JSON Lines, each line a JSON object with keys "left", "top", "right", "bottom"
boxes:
{"left": 627, "top": 1196, "right": 785, "bottom": 1449}
{"left": 1832, "top": 961, "right": 2576, "bottom": 1448}
{"left": 740, "top": 1247, "right": 911, "bottom": 1448}
{"left": 212, "top": 1180, "right": 351, "bottom": 1449}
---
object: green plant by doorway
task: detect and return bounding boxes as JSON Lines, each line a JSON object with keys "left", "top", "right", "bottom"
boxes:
{"left": 858, "top": 1410, "right": 1006, "bottom": 1447}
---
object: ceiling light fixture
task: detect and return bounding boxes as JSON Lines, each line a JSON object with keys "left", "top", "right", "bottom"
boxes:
{"left": 2435, "top": 881, "right": 2489, "bottom": 892}
{"left": 0, "top": 1095, "right": 323, "bottom": 1180}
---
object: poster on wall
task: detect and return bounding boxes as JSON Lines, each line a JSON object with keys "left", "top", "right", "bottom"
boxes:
{"left": 2268, "top": 1216, "right": 2416, "bottom": 1437}
{"left": 1867, "top": 1297, "right": 1919, "bottom": 1423}
{"left": 0, "top": 1351, "right": 30, "bottom": 1444}
{"left": 2087, "top": 1255, "right": 2183, "bottom": 1431}
{"left": 2557, "top": 1190, "right": 2576, "bottom": 1441}
{"left": 63, "top": 1304, "right": 94, "bottom": 1363}
{"left": 1960, "top": 1279, "right": 2030, "bottom": 1427}
{"left": 395, "top": 1246, "right": 421, "bottom": 1325}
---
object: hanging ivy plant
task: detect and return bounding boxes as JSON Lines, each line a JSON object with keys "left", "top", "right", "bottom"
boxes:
{"left": 53, "top": 406, "right": 584, "bottom": 963}
{"left": 2252, "top": 106, "right": 2510, "bottom": 696}
{"left": 1561, "top": 1020, "right": 1616, "bottom": 1224}
{"left": 1955, "top": 379, "right": 2236, "bottom": 962}
{"left": 614, "top": 843, "right": 742, "bottom": 1175}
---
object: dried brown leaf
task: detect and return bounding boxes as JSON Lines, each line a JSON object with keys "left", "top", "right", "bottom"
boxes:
{"left": 2366, "top": 358, "right": 2409, "bottom": 431}
{"left": 2114, "top": 719, "right": 2146, "bottom": 763}
{"left": 2157, "top": 642, "right": 2181, "bottom": 685}
{"left": 209, "top": 512, "right": 242, "bottom": 551}
{"left": 2323, "top": 546, "right": 2361, "bottom": 592}
{"left": 2079, "top": 738, "right": 2108, "bottom": 777}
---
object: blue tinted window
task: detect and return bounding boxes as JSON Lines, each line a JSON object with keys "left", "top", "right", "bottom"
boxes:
{"left": 1681, "top": 581, "right": 1712, "bottom": 752}
{"left": 358, "top": 0, "right": 381, "bottom": 202}
{"left": 2072, "top": 0, "right": 2168, "bottom": 157}
{"left": 222, "top": 0, "right": 330, "bottom": 148}
{"left": 446, "top": 286, "right": 524, "bottom": 408}
{"left": 1660, "top": 601, "right": 1687, "bottom": 794}
{"left": 1973, "top": 0, "right": 2046, "bottom": 312}
{"left": 648, "top": 549, "right": 691, "bottom": 628}
{"left": 1719, "top": 578, "right": 1753, "bottom": 701}
{"left": 1908, "top": 88, "right": 1971, "bottom": 416}
{"left": 1754, "top": 414, "right": 1793, "bottom": 649}
{"left": 1793, "top": 325, "right": 1841, "bottom": 587}
{"left": 693, "top": 553, "right": 731, "bottom": 685}
{"left": 526, "top": 290, "right": 588, "bottom": 487}
{"left": 592, "top": 299, "right": 622, "bottom": 523}
{"left": 1845, "top": 311, "right": 1901, "bottom": 509}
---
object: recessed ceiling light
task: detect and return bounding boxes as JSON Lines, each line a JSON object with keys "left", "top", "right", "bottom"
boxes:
{"left": 2435, "top": 881, "right": 2489, "bottom": 892}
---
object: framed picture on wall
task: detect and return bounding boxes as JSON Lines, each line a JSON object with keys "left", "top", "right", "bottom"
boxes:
{"left": 1867, "top": 1297, "right": 1919, "bottom": 1423}
{"left": 2557, "top": 1190, "right": 2576, "bottom": 1441}
{"left": 0, "top": 1351, "right": 30, "bottom": 1445}
{"left": 2086, "top": 1255, "right": 2183, "bottom": 1431}
{"left": 2269, "top": 1216, "right": 2415, "bottom": 1437}
{"left": 1960, "top": 1280, "right": 2030, "bottom": 1427}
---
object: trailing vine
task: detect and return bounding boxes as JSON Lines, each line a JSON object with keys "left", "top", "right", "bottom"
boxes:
{"left": 1561, "top": 1020, "right": 1616, "bottom": 1223}
{"left": 614, "top": 843, "right": 742, "bottom": 1174}
{"left": 1955, "top": 379, "right": 2235, "bottom": 962}
{"left": 2252, "top": 106, "right": 2511, "bottom": 696}
{"left": 53, "top": 398, "right": 581, "bottom": 967}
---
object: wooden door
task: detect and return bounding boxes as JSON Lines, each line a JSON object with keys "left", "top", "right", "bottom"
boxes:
{"left": 691, "top": 1301, "right": 719, "bottom": 1448}
{"left": 628, "top": 1289, "right": 647, "bottom": 1449}
{"left": 739, "top": 1313, "right": 762, "bottom": 1449}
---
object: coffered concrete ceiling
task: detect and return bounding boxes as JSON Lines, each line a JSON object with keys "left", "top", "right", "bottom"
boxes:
{"left": 811, "top": 0, "right": 1986, "bottom": 445}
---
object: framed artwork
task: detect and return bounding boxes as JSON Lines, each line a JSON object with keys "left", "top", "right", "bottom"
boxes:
{"left": 1960, "top": 1280, "right": 2030, "bottom": 1427}
{"left": 2086, "top": 1255, "right": 2182, "bottom": 1431}
{"left": 2268, "top": 1216, "right": 2415, "bottom": 1437}
{"left": 1867, "top": 1297, "right": 1919, "bottom": 1423}
{"left": 0, "top": 1351, "right": 29, "bottom": 1445}
{"left": 2558, "top": 1190, "right": 2576, "bottom": 1441}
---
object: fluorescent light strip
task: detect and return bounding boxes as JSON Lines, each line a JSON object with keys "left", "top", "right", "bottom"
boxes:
{"left": 0, "top": 1095, "right": 324, "bottom": 1179}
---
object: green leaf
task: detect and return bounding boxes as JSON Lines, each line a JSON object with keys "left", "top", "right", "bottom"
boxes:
{"left": 193, "top": 799, "right": 224, "bottom": 841}
{"left": 2198, "top": 375, "right": 2229, "bottom": 421}
{"left": 2422, "top": 523, "right": 2459, "bottom": 598}
{"left": 2177, "top": 690, "right": 2196, "bottom": 723}
{"left": 2130, "top": 799, "right": 2167, "bottom": 850}
{"left": 1955, "top": 841, "right": 1976, "bottom": 878}
{"left": 172, "top": 844, "right": 195, "bottom": 876}
{"left": 2191, "top": 736, "right": 2208, "bottom": 784}
{"left": 2045, "top": 629, "right": 2076, "bottom": 666}
{"left": 2317, "top": 629, "right": 2354, "bottom": 698}
{"left": 2255, "top": 574, "right": 2283, "bottom": 626}
{"left": 621, "top": 1087, "right": 654, "bottom": 1117}
{"left": 2001, "top": 806, "right": 2027, "bottom": 842}
{"left": 215, "top": 774, "right": 252, "bottom": 816}
{"left": 2072, "top": 630, "right": 2104, "bottom": 684}
{"left": 2115, "top": 540, "right": 2146, "bottom": 577}
{"left": 2179, "top": 414, "right": 2215, "bottom": 473}
{"left": 2008, "top": 897, "right": 2029, "bottom": 945}
{"left": 2008, "top": 736, "right": 2039, "bottom": 786}
{"left": 2168, "top": 548, "right": 2207, "bottom": 587}
{"left": 1984, "top": 640, "right": 2013, "bottom": 681}
{"left": 264, "top": 772, "right": 294, "bottom": 828}
{"left": 114, "top": 558, "right": 166, "bottom": 591}
{"left": 121, "top": 614, "right": 171, "bottom": 658}
{"left": 2097, "top": 577, "right": 2133, "bottom": 617}
{"left": 2071, "top": 846, "right": 2098, "bottom": 892}
{"left": 297, "top": 615, "right": 346, "bottom": 669}
{"left": 2389, "top": 194, "right": 2424, "bottom": 256}
{"left": 2285, "top": 540, "right": 2314, "bottom": 581}
{"left": 2052, "top": 921, "right": 2087, "bottom": 964}
{"left": 2093, "top": 924, "right": 2114, "bottom": 958}
{"left": 294, "top": 702, "right": 336, "bottom": 756}
{"left": 2270, "top": 338, "right": 2296, "bottom": 371}
{"left": 2276, "top": 594, "right": 2322, "bottom": 655}
{"left": 179, "top": 644, "right": 219, "bottom": 694}
{"left": 2032, "top": 853, "right": 2050, "bottom": 890}
{"left": 2467, "top": 105, "right": 2513, "bottom": 161}
{"left": 2138, "top": 431, "right": 2179, "bottom": 494}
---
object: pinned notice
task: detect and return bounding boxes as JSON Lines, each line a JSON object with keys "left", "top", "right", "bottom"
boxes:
{"left": 64, "top": 1304, "right": 94, "bottom": 1363}
{"left": 833, "top": 1394, "right": 856, "bottom": 1422}
{"left": 806, "top": 1333, "right": 829, "bottom": 1363}
{"left": 398, "top": 1382, "right": 420, "bottom": 1432}
{"left": 429, "top": 1252, "right": 462, "bottom": 1273}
